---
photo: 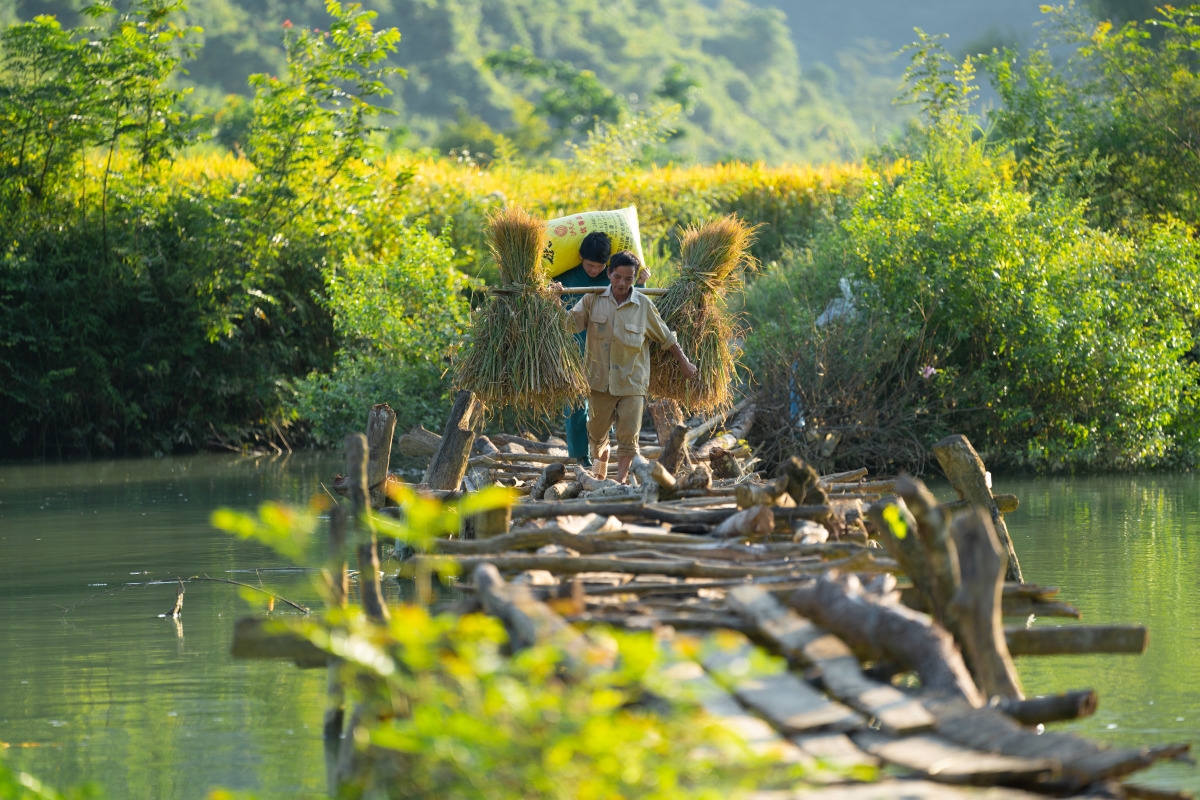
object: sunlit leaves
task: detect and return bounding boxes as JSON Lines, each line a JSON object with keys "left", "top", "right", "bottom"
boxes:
{"left": 209, "top": 500, "right": 322, "bottom": 562}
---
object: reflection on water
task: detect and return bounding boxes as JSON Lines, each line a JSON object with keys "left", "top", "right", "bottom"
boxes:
{"left": 0, "top": 453, "right": 343, "bottom": 800}
{"left": 1002, "top": 473, "right": 1200, "bottom": 793}
{"left": 1, "top": 457, "right": 1197, "bottom": 796}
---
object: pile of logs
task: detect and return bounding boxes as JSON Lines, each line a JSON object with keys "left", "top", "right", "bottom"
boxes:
{"left": 250, "top": 393, "right": 1190, "bottom": 800}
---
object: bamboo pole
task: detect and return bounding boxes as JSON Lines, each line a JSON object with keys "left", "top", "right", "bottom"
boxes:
{"left": 489, "top": 286, "right": 668, "bottom": 296}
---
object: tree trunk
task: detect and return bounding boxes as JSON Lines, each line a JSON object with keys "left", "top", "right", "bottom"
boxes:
{"left": 366, "top": 404, "right": 397, "bottom": 509}
{"left": 712, "top": 505, "right": 775, "bottom": 538}
{"left": 933, "top": 434, "right": 1022, "bottom": 582}
{"left": 397, "top": 424, "right": 442, "bottom": 459}
{"left": 472, "top": 563, "right": 586, "bottom": 661}
{"left": 490, "top": 433, "right": 561, "bottom": 453}
{"left": 423, "top": 391, "right": 481, "bottom": 491}
{"left": 686, "top": 395, "right": 754, "bottom": 445}
{"left": 950, "top": 509, "right": 1022, "bottom": 701}
{"left": 324, "top": 504, "right": 348, "bottom": 740}
{"left": 869, "top": 497, "right": 935, "bottom": 614}
{"left": 893, "top": 476, "right": 960, "bottom": 633}
{"left": 510, "top": 497, "right": 830, "bottom": 526}
{"left": 649, "top": 399, "right": 686, "bottom": 448}
{"left": 529, "top": 462, "right": 566, "bottom": 500}
{"left": 659, "top": 423, "right": 693, "bottom": 475}
{"left": 696, "top": 402, "right": 757, "bottom": 458}
{"left": 787, "top": 572, "right": 984, "bottom": 706}
{"left": 997, "top": 690, "right": 1098, "bottom": 726}
{"left": 411, "top": 552, "right": 842, "bottom": 580}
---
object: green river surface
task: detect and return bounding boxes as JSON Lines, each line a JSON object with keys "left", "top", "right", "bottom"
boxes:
{"left": 1, "top": 454, "right": 1197, "bottom": 797}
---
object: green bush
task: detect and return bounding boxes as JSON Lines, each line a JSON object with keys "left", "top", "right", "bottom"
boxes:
{"left": 0, "top": 0, "right": 405, "bottom": 457}
{"left": 982, "top": 4, "right": 1200, "bottom": 231}
{"left": 288, "top": 225, "right": 474, "bottom": 445}
{"left": 745, "top": 36, "right": 1200, "bottom": 473}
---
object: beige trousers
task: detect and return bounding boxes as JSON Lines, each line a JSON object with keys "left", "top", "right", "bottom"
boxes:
{"left": 586, "top": 391, "right": 644, "bottom": 461}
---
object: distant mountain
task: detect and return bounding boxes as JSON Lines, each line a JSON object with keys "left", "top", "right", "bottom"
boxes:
{"left": 7, "top": 0, "right": 1063, "bottom": 162}
{"left": 763, "top": 0, "right": 1048, "bottom": 66}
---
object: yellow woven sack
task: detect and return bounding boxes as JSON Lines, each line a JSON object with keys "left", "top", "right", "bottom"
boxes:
{"left": 543, "top": 206, "right": 645, "bottom": 278}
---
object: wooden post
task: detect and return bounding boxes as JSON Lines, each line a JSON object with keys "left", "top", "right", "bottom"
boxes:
{"left": 933, "top": 435, "right": 1022, "bottom": 583}
{"left": 366, "top": 404, "right": 398, "bottom": 509}
{"left": 894, "top": 475, "right": 960, "bottom": 632}
{"left": 327, "top": 505, "right": 349, "bottom": 606}
{"left": 464, "top": 505, "right": 511, "bottom": 539}
{"left": 324, "top": 504, "right": 348, "bottom": 741}
{"left": 659, "top": 423, "right": 692, "bottom": 475}
{"left": 951, "top": 509, "right": 1022, "bottom": 701}
{"left": 423, "top": 390, "right": 481, "bottom": 491}
{"left": 529, "top": 462, "right": 566, "bottom": 500}
{"left": 649, "top": 399, "right": 686, "bottom": 452}
{"left": 347, "top": 433, "right": 389, "bottom": 623}
{"left": 868, "top": 497, "right": 935, "bottom": 613}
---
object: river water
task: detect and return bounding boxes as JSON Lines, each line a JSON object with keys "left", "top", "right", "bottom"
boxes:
{"left": 1, "top": 455, "right": 1197, "bottom": 797}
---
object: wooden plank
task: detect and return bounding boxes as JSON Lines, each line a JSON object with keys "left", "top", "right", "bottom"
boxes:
{"left": 700, "top": 637, "right": 865, "bottom": 734}
{"left": 791, "top": 731, "right": 879, "bottom": 770}
{"left": 901, "top": 587, "right": 1081, "bottom": 619}
{"left": 747, "top": 779, "right": 1058, "bottom": 799}
{"left": 924, "top": 695, "right": 1191, "bottom": 787}
{"left": 1005, "top": 624, "right": 1148, "bottom": 656}
{"left": 728, "top": 585, "right": 934, "bottom": 736}
{"left": 732, "top": 673, "right": 865, "bottom": 734}
{"left": 852, "top": 730, "right": 1057, "bottom": 786}
{"left": 656, "top": 657, "right": 812, "bottom": 765}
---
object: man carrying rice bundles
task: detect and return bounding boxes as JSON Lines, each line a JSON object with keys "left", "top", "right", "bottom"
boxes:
{"left": 553, "top": 251, "right": 698, "bottom": 484}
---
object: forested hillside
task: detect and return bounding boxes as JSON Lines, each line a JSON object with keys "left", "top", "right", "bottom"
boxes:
{"left": 5, "top": 0, "right": 1165, "bottom": 162}
{"left": 2, "top": 0, "right": 907, "bottom": 162}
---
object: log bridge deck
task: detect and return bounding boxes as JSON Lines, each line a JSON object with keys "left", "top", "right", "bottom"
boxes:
{"left": 257, "top": 396, "right": 1192, "bottom": 799}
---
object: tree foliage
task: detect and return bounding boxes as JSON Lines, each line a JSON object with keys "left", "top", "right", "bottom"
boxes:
{"left": 982, "top": 4, "right": 1200, "bottom": 230}
{"left": 745, "top": 35, "right": 1200, "bottom": 473}
{"left": 0, "top": 0, "right": 448, "bottom": 457}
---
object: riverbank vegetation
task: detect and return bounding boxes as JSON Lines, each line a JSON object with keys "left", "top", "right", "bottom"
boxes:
{"left": 1, "top": 0, "right": 1197, "bottom": 471}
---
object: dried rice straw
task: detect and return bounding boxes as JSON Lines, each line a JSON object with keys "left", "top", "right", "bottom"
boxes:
{"left": 649, "top": 214, "right": 759, "bottom": 414}
{"left": 453, "top": 206, "right": 588, "bottom": 419}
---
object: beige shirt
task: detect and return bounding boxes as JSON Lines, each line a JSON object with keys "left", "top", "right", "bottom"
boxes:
{"left": 570, "top": 287, "right": 678, "bottom": 396}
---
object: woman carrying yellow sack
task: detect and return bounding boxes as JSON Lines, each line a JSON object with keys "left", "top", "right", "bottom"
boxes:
{"left": 554, "top": 251, "right": 697, "bottom": 484}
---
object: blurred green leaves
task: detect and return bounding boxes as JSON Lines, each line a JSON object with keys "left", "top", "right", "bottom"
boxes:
{"left": 210, "top": 500, "right": 321, "bottom": 562}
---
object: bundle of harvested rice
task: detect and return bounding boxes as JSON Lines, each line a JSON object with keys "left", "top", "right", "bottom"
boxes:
{"left": 649, "top": 214, "right": 759, "bottom": 414}
{"left": 453, "top": 206, "right": 588, "bottom": 419}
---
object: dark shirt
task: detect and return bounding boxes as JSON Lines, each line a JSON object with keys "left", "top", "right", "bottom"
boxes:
{"left": 556, "top": 262, "right": 612, "bottom": 309}
{"left": 556, "top": 263, "right": 645, "bottom": 309}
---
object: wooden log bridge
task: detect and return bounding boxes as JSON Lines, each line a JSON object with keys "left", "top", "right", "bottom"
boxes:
{"left": 238, "top": 406, "right": 1188, "bottom": 799}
